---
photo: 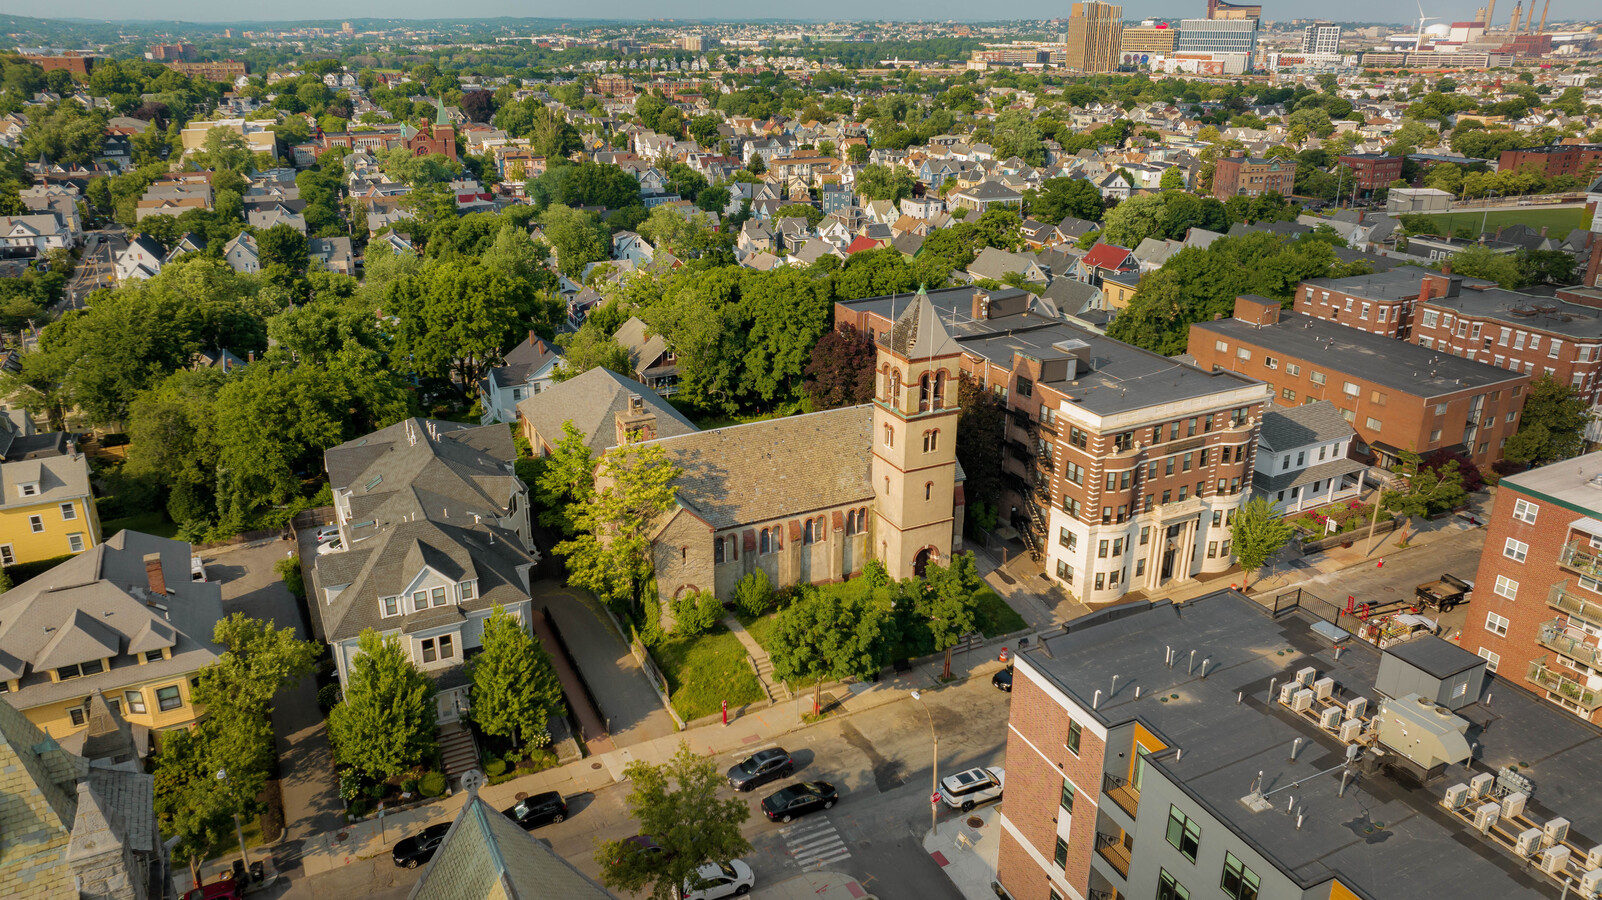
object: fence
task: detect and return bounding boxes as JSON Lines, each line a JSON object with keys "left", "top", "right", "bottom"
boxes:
{"left": 1268, "top": 587, "right": 1348, "bottom": 626}
{"left": 1299, "top": 518, "right": 1399, "bottom": 554}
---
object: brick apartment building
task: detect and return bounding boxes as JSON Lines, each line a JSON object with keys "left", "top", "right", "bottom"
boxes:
{"left": 1210, "top": 151, "right": 1296, "bottom": 201}
{"left": 1338, "top": 152, "right": 1405, "bottom": 194}
{"left": 165, "top": 60, "right": 248, "bottom": 83}
{"left": 997, "top": 588, "right": 1599, "bottom": 900}
{"left": 1293, "top": 268, "right": 1461, "bottom": 339}
{"left": 1469, "top": 453, "right": 1602, "bottom": 723}
{"left": 1497, "top": 143, "right": 1602, "bottom": 179}
{"left": 1188, "top": 296, "right": 1529, "bottom": 468}
{"left": 836, "top": 286, "right": 1270, "bottom": 606}
{"left": 1413, "top": 286, "right": 1602, "bottom": 404}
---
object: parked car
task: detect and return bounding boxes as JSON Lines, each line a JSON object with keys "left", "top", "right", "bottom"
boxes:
{"left": 183, "top": 881, "right": 243, "bottom": 900}
{"left": 502, "top": 791, "right": 567, "bottom": 830}
{"left": 190, "top": 556, "right": 207, "bottom": 582}
{"left": 727, "top": 747, "right": 793, "bottom": 792}
{"left": 939, "top": 766, "right": 1005, "bottom": 810}
{"left": 315, "top": 525, "right": 341, "bottom": 543}
{"left": 611, "top": 834, "right": 667, "bottom": 866}
{"left": 392, "top": 822, "right": 452, "bottom": 868}
{"left": 679, "top": 859, "right": 755, "bottom": 899}
{"left": 992, "top": 666, "right": 1013, "bottom": 692}
{"left": 761, "top": 781, "right": 838, "bottom": 823}
{"left": 316, "top": 537, "right": 344, "bottom": 556}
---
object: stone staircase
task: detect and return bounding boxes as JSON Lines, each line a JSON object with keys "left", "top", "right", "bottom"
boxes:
{"left": 725, "top": 615, "right": 789, "bottom": 702}
{"left": 439, "top": 722, "right": 479, "bottom": 780}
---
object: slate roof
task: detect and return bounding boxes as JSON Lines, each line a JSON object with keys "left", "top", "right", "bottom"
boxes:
{"left": 646, "top": 406, "right": 874, "bottom": 531}
{"left": 885, "top": 287, "right": 962, "bottom": 360}
{"left": 515, "top": 367, "right": 699, "bottom": 455}
{"left": 408, "top": 794, "right": 616, "bottom": 900}
{"left": 1257, "top": 401, "right": 1356, "bottom": 453}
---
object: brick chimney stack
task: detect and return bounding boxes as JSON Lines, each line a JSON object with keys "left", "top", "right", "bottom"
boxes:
{"left": 143, "top": 553, "right": 167, "bottom": 595}
{"left": 615, "top": 394, "right": 658, "bottom": 446}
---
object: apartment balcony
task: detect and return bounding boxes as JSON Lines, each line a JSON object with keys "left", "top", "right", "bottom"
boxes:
{"left": 1094, "top": 832, "right": 1131, "bottom": 879}
{"left": 1559, "top": 541, "right": 1602, "bottom": 581}
{"left": 1547, "top": 582, "right": 1602, "bottom": 631}
{"left": 1103, "top": 773, "right": 1140, "bottom": 818}
{"left": 1088, "top": 890, "right": 1121, "bottom": 900}
{"left": 1527, "top": 658, "right": 1602, "bottom": 711}
{"left": 1538, "top": 620, "right": 1602, "bottom": 671}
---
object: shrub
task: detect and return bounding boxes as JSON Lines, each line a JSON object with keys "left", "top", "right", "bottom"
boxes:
{"left": 317, "top": 682, "right": 342, "bottom": 712}
{"left": 347, "top": 799, "right": 369, "bottom": 819}
{"left": 275, "top": 555, "right": 306, "bottom": 600}
{"left": 669, "top": 589, "right": 723, "bottom": 636}
{"left": 400, "top": 777, "right": 419, "bottom": 795}
{"left": 365, "top": 781, "right": 387, "bottom": 800}
{"left": 338, "top": 771, "right": 364, "bottom": 805}
{"left": 419, "top": 771, "right": 447, "bottom": 798}
{"left": 485, "top": 759, "right": 508, "bottom": 777}
{"left": 734, "top": 570, "right": 775, "bottom": 619}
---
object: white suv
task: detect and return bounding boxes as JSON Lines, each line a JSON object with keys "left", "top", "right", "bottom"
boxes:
{"left": 678, "top": 860, "right": 754, "bottom": 899}
{"left": 939, "top": 766, "right": 1005, "bottom": 810}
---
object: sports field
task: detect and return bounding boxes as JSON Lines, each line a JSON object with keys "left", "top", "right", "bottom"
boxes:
{"left": 1407, "top": 206, "right": 1591, "bottom": 237}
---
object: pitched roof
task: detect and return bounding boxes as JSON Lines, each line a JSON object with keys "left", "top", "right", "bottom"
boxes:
{"left": 884, "top": 287, "right": 961, "bottom": 360}
{"left": 486, "top": 335, "right": 562, "bottom": 390}
{"left": 1257, "top": 401, "right": 1357, "bottom": 454}
{"left": 515, "top": 367, "right": 699, "bottom": 455}
{"left": 612, "top": 316, "right": 670, "bottom": 373}
{"left": 409, "top": 794, "right": 616, "bottom": 900}
{"left": 1081, "top": 242, "right": 1135, "bottom": 270}
{"left": 647, "top": 406, "right": 874, "bottom": 530}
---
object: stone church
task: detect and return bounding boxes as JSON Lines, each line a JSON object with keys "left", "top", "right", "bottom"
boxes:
{"left": 640, "top": 288, "right": 967, "bottom": 606}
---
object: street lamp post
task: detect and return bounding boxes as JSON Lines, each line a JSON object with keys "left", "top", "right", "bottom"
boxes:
{"left": 910, "top": 690, "right": 939, "bottom": 833}
{"left": 215, "top": 769, "right": 251, "bottom": 870}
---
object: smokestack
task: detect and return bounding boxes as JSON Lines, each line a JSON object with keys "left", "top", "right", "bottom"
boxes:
{"left": 1484, "top": 0, "right": 1497, "bottom": 33}
{"left": 143, "top": 553, "right": 167, "bottom": 596}
{"left": 1509, "top": 1, "right": 1522, "bottom": 32}
{"left": 1538, "top": 0, "right": 1550, "bottom": 32}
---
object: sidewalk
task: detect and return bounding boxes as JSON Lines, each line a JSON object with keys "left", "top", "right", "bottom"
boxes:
{"left": 924, "top": 805, "right": 1000, "bottom": 900}
{"left": 180, "top": 625, "right": 1020, "bottom": 892}
{"left": 969, "top": 540, "right": 1092, "bottom": 629}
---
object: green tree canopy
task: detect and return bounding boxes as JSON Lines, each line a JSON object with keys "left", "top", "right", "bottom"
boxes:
{"left": 469, "top": 605, "right": 566, "bottom": 748}
{"left": 1503, "top": 375, "right": 1590, "bottom": 467}
{"left": 327, "top": 630, "right": 439, "bottom": 782}
{"left": 1229, "top": 497, "right": 1294, "bottom": 587}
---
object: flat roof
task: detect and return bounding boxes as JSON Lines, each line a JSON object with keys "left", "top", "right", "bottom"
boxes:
{"left": 842, "top": 286, "right": 1264, "bottom": 417}
{"left": 1426, "top": 288, "right": 1602, "bottom": 341}
{"left": 1194, "top": 311, "right": 1526, "bottom": 399}
{"left": 1499, "top": 450, "right": 1602, "bottom": 517}
{"left": 1024, "top": 590, "right": 1602, "bottom": 900}
{"left": 1302, "top": 268, "right": 1435, "bottom": 303}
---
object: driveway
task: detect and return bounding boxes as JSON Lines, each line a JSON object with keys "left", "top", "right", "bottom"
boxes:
{"left": 534, "top": 582, "right": 679, "bottom": 747}
{"left": 196, "top": 538, "right": 344, "bottom": 890}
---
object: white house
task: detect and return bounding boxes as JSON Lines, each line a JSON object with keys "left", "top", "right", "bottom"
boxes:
{"left": 612, "top": 230, "right": 656, "bottom": 266}
{"left": 223, "top": 232, "right": 261, "bottom": 274}
{"left": 478, "top": 333, "right": 564, "bottom": 425}
{"left": 0, "top": 214, "right": 72, "bottom": 253}
{"left": 113, "top": 235, "right": 164, "bottom": 282}
{"left": 1251, "top": 401, "right": 1366, "bottom": 516}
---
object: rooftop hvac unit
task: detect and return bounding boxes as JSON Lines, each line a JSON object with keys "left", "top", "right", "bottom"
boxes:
{"left": 1279, "top": 682, "right": 1299, "bottom": 706}
{"left": 1339, "top": 718, "right": 1364, "bottom": 742}
{"left": 1545, "top": 817, "right": 1571, "bottom": 847}
{"left": 1320, "top": 706, "right": 1342, "bottom": 731}
{"left": 1540, "top": 845, "right": 1572, "bottom": 875}
{"left": 1296, "top": 666, "right": 1317, "bottom": 687}
{"left": 1292, "top": 689, "right": 1314, "bottom": 712}
{"left": 1469, "top": 772, "right": 1495, "bottom": 799}
{"left": 1443, "top": 783, "right": 1470, "bottom": 811}
{"left": 1347, "top": 696, "right": 1368, "bottom": 720}
{"left": 1473, "top": 802, "right": 1500, "bottom": 832}
{"left": 1588, "top": 846, "right": 1602, "bottom": 870}
{"left": 1314, "top": 676, "right": 1336, "bottom": 701}
{"left": 1504, "top": 791, "right": 1529, "bottom": 820}
{"left": 1516, "top": 828, "right": 1544, "bottom": 857}
{"left": 1580, "top": 868, "right": 1602, "bottom": 898}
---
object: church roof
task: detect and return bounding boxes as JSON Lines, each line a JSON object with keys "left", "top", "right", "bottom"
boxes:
{"left": 884, "top": 287, "right": 961, "bottom": 360}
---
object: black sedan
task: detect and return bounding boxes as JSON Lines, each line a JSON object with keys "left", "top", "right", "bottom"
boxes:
{"left": 392, "top": 822, "right": 452, "bottom": 868}
{"left": 761, "top": 781, "right": 838, "bottom": 823}
{"left": 993, "top": 666, "right": 1013, "bottom": 692}
{"left": 727, "top": 747, "right": 794, "bottom": 792}
{"left": 502, "top": 791, "right": 567, "bottom": 830}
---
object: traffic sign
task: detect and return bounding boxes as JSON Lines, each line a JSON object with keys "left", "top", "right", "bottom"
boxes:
{"left": 931, "top": 792, "right": 941, "bottom": 805}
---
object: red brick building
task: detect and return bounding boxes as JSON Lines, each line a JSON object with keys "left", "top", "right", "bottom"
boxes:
{"left": 21, "top": 52, "right": 97, "bottom": 75}
{"left": 1496, "top": 143, "right": 1602, "bottom": 179}
{"left": 1339, "top": 152, "right": 1405, "bottom": 194}
{"left": 1293, "top": 267, "right": 1457, "bottom": 339}
{"left": 1468, "top": 454, "right": 1602, "bottom": 723}
{"left": 1188, "top": 296, "right": 1529, "bottom": 468}
{"left": 1210, "top": 151, "right": 1296, "bottom": 200}
{"left": 1413, "top": 287, "right": 1602, "bottom": 405}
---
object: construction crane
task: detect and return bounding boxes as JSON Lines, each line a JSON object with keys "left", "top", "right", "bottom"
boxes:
{"left": 1414, "top": 0, "right": 1438, "bottom": 51}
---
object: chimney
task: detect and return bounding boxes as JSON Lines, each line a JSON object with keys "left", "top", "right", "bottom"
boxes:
{"left": 1441, "top": 262, "right": 1452, "bottom": 276}
{"left": 1539, "top": 226, "right": 1548, "bottom": 238}
{"left": 143, "top": 553, "right": 167, "bottom": 596}
{"left": 616, "top": 395, "right": 657, "bottom": 446}
{"left": 972, "top": 289, "right": 991, "bottom": 321}
{"left": 1233, "top": 295, "right": 1281, "bottom": 327}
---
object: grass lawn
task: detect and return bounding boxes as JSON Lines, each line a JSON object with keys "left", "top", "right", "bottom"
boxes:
{"left": 1410, "top": 206, "right": 1590, "bottom": 237}
{"left": 100, "top": 509, "right": 179, "bottom": 539}
{"left": 736, "top": 609, "right": 782, "bottom": 654}
{"left": 974, "top": 586, "right": 1029, "bottom": 637}
{"left": 652, "top": 626, "right": 764, "bottom": 721}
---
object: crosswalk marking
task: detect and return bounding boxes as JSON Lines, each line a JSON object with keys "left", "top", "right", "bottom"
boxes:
{"left": 780, "top": 818, "right": 851, "bottom": 870}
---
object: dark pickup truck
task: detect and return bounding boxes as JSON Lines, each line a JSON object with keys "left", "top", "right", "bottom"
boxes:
{"left": 1415, "top": 573, "right": 1473, "bottom": 611}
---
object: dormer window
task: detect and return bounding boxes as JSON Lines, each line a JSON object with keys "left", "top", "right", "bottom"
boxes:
{"left": 57, "top": 660, "right": 104, "bottom": 680}
{"left": 458, "top": 581, "right": 475, "bottom": 601}
{"left": 412, "top": 591, "right": 428, "bottom": 613}
{"left": 431, "top": 587, "right": 447, "bottom": 607}
{"left": 18, "top": 482, "right": 38, "bottom": 497}
{"left": 381, "top": 596, "right": 400, "bottom": 617}
{"left": 144, "top": 649, "right": 165, "bottom": 663}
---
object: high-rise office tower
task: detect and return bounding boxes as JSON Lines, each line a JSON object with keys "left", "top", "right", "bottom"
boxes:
{"left": 1066, "top": 1, "right": 1125, "bottom": 73}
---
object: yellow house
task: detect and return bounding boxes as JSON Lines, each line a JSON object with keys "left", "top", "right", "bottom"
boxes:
{"left": 0, "top": 416, "right": 101, "bottom": 567}
{"left": 1102, "top": 270, "right": 1142, "bottom": 310}
{"left": 0, "top": 530, "right": 223, "bottom": 752}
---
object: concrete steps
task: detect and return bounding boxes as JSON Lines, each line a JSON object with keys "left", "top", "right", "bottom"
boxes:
{"left": 439, "top": 722, "right": 479, "bottom": 779}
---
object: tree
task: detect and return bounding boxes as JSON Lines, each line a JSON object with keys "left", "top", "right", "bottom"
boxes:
{"left": 1229, "top": 497, "right": 1294, "bottom": 589}
{"left": 386, "top": 258, "right": 540, "bottom": 396}
{"left": 920, "top": 554, "right": 981, "bottom": 679}
{"left": 531, "top": 420, "right": 596, "bottom": 536}
{"left": 855, "top": 163, "right": 916, "bottom": 203}
{"left": 768, "top": 586, "right": 891, "bottom": 715}
{"left": 1442, "top": 244, "right": 1522, "bottom": 288}
{"left": 553, "top": 319, "right": 635, "bottom": 382}
{"left": 470, "top": 606, "right": 566, "bottom": 748}
{"left": 1503, "top": 375, "right": 1590, "bottom": 466}
{"left": 555, "top": 443, "right": 682, "bottom": 613}
{"left": 804, "top": 325, "right": 876, "bottom": 410}
{"left": 1099, "top": 193, "right": 1167, "bottom": 248}
{"left": 1382, "top": 451, "right": 1468, "bottom": 545}
{"left": 198, "top": 613, "right": 321, "bottom": 715}
{"left": 327, "top": 630, "right": 439, "bottom": 782}
{"left": 596, "top": 743, "right": 753, "bottom": 900}
{"left": 1026, "top": 177, "right": 1104, "bottom": 224}
{"left": 200, "top": 127, "right": 252, "bottom": 172}
{"left": 956, "top": 376, "right": 1006, "bottom": 513}
{"left": 540, "top": 204, "right": 611, "bottom": 277}
{"left": 1159, "top": 167, "right": 1186, "bottom": 191}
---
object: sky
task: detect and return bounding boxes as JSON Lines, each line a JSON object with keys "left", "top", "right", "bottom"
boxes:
{"left": 15, "top": 1, "right": 1592, "bottom": 28}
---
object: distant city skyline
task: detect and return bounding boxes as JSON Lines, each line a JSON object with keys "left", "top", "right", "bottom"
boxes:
{"left": 10, "top": 2, "right": 1595, "bottom": 28}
